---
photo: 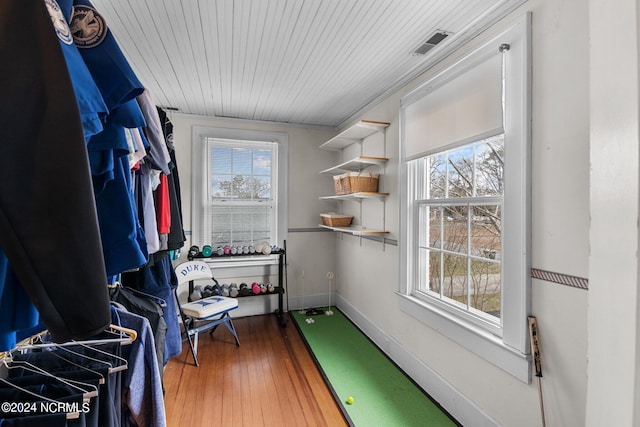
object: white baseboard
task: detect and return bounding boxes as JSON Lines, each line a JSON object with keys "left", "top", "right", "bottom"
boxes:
{"left": 336, "top": 295, "right": 499, "bottom": 427}
{"left": 287, "top": 292, "right": 333, "bottom": 312}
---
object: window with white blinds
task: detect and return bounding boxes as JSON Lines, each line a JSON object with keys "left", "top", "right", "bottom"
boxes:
{"left": 191, "top": 127, "right": 288, "bottom": 252}
{"left": 203, "top": 138, "right": 277, "bottom": 247}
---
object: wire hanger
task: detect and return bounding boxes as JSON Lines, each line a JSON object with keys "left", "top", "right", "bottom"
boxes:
{"left": 13, "top": 325, "right": 137, "bottom": 353}
{"left": 1, "top": 358, "right": 98, "bottom": 400}
{"left": 0, "top": 377, "right": 81, "bottom": 420}
{"left": 111, "top": 280, "right": 168, "bottom": 308}
{"left": 42, "top": 347, "right": 105, "bottom": 385}
{"left": 66, "top": 340, "right": 128, "bottom": 373}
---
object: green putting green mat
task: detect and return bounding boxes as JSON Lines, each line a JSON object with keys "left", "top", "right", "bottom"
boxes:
{"left": 291, "top": 308, "right": 459, "bottom": 427}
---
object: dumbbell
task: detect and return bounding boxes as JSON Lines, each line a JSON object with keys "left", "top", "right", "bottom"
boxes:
{"left": 251, "top": 282, "right": 261, "bottom": 295}
{"left": 188, "top": 245, "right": 200, "bottom": 258}
{"left": 224, "top": 245, "right": 231, "bottom": 255}
{"left": 260, "top": 283, "right": 267, "bottom": 293}
{"left": 229, "top": 283, "right": 238, "bottom": 297}
{"left": 216, "top": 246, "right": 224, "bottom": 256}
{"left": 238, "top": 283, "right": 252, "bottom": 297}
{"left": 221, "top": 284, "right": 230, "bottom": 297}
{"left": 189, "top": 285, "right": 203, "bottom": 301}
{"left": 230, "top": 246, "right": 237, "bottom": 255}
{"left": 210, "top": 283, "right": 223, "bottom": 296}
{"left": 201, "top": 245, "right": 213, "bottom": 257}
{"left": 267, "top": 283, "right": 275, "bottom": 293}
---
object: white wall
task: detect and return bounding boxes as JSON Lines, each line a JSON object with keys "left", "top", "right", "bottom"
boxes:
{"left": 332, "top": 0, "right": 591, "bottom": 425}
{"left": 170, "top": 114, "right": 339, "bottom": 317}
{"left": 169, "top": 0, "right": 609, "bottom": 424}
{"left": 587, "top": 0, "right": 640, "bottom": 425}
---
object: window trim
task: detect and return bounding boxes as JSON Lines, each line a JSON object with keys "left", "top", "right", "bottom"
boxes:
{"left": 192, "top": 126, "right": 288, "bottom": 255}
{"left": 398, "top": 14, "right": 531, "bottom": 382}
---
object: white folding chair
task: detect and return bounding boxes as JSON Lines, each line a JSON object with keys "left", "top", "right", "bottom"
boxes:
{"left": 174, "top": 260, "right": 240, "bottom": 366}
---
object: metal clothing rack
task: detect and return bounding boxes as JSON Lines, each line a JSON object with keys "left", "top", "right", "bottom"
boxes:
{"left": 188, "top": 250, "right": 288, "bottom": 327}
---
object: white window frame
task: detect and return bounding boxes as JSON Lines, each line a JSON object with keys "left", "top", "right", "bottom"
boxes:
{"left": 398, "top": 15, "right": 531, "bottom": 382}
{"left": 192, "top": 126, "right": 288, "bottom": 267}
{"left": 414, "top": 135, "right": 505, "bottom": 335}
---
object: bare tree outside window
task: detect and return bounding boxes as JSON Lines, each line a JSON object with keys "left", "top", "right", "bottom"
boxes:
{"left": 421, "top": 135, "right": 503, "bottom": 319}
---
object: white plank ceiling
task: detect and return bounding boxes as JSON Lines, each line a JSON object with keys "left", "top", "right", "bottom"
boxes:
{"left": 91, "top": 0, "right": 523, "bottom": 128}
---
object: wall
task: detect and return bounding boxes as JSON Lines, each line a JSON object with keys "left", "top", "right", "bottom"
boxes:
{"left": 587, "top": 0, "right": 640, "bottom": 424}
{"left": 332, "top": 0, "right": 590, "bottom": 425}
{"left": 170, "top": 0, "right": 594, "bottom": 424}
{"left": 170, "top": 114, "right": 339, "bottom": 317}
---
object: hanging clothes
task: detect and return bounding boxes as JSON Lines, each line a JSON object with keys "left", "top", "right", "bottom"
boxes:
{"left": 0, "top": 310, "right": 166, "bottom": 427}
{"left": 161, "top": 117, "right": 187, "bottom": 251}
{"left": 95, "top": 153, "right": 149, "bottom": 277}
{"left": 44, "top": 0, "right": 108, "bottom": 140}
{"left": 64, "top": 0, "right": 151, "bottom": 277}
{"left": 0, "top": 0, "right": 111, "bottom": 345}
{"left": 0, "top": 250, "right": 40, "bottom": 352}
{"left": 133, "top": 163, "right": 161, "bottom": 255}
{"left": 121, "top": 254, "right": 182, "bottom": 364}
{"left": 155, "top": 107, "right": 186, "bottom": 251}
{"left": 111, "top": 307, "right": 167, "bottom": 427}
{"left": 109, "top": 285, "right": 167, "bottom": 384}
{"left": 136, "top": 90, "right": 171, "bottom": 176}
{"left": 68, "top": 0, "right": 144, "bottom": 112}
{"left": 0, "top": 327, "right": 131, "bottom": 426}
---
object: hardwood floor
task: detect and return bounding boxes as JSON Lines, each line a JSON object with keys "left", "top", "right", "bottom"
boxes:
{"left": 163, "top": 313, "right": 348, "bottom": 427}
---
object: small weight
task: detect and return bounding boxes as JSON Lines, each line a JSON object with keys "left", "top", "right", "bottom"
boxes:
{"left": 189, "top": 285, "right": 203, "bottom": 301}
{"left": 188, "top": 245, "right": 200, "bottom": 258}
{"left": 229, "top": 283, "right": 238, "bottom": 297}
{"left": 201, "top": 245, "right": 213, "bottom": 257}
{"left": 251, "top": 282, "right": 261, "bottom": 295}
{"left": 238, "top": 283, "right": 252, "bottom": 296}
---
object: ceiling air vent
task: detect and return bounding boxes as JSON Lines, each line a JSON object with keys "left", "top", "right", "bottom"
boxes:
{"left": 413, "top": 31, "right": 449, "bottom": 55}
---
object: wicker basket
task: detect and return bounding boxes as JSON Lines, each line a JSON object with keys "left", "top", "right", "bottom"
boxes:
{"left": 320, "top": 213, "right": 353, "bottom": 227}
{"left": 333, "top": 172, "right": 379, "bottom": 194}
{"left": 333, "top": 175, "right": 350, "bottom": 195}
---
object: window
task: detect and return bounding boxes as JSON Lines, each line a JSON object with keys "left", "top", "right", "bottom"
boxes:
{"left": 204, "top": 139, "right": 276, "bottom": 247}
{"left": 399, "top": 16, "right": 531, "bottom": 381}
{"left": 414, "top": 134, "right": 504, "bottom": 333}
{"left": 192, "top": 127, "right": 288, "bottom": 254}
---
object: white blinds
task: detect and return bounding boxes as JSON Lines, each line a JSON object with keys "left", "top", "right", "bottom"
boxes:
{"left": 403, "top": 51, "right": 504, "bottom": 160}
{"left": 200, "top": 137, "right": 277, "bottom": 246}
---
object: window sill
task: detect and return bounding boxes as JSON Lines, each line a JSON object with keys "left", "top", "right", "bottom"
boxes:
{"left": 397, "top": 292, "right": 531, "bottom": 383}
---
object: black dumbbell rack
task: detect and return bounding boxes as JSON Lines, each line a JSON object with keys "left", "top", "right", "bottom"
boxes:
{"left": 187, "top": 250, "right": 287, "bottom": 327}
